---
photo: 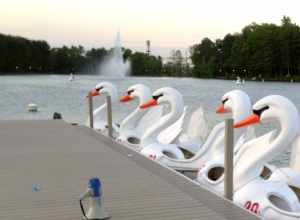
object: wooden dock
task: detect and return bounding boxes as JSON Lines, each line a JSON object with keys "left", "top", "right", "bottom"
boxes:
{"left": 0, "top": 120, "right": 259, "bottom": 220}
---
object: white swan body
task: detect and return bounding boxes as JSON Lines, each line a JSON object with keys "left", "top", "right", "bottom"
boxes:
{"left": 140, "top": 87, "right": 186, "bottom": 160}
{"left": 290, "top": 135, "right": 300, "bottom": 172}
{"left": 234, "top": 179, "right": 300, "bottom": 218}
{"left": 88, "top": 82, "right": 119, "bottom": 133}
{"left": 148, "top": 90, "right": 252, "bottom": 170}
{"left": 117, "top": 84, "right": 163, "bottom": 148}
{"left": 268, "top": 135, "right": 300, "bottom": 188}
{"left": 199, "top": 95, "right": 300, "bottom": 219}
{"left": 157, "top": 105, "right": 210, "bottom": 154}
{"left": 163, "top": 106, "right": 209, "bottom": 154}
{"left": 157, "top": 106, "right": 188, "bottom": 146}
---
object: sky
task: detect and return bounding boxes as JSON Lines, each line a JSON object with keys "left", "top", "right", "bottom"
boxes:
{"left": 1, "top": 0, "right": 300, "bottom": 57}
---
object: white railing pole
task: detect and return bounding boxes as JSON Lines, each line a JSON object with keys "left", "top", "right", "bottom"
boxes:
{"left": 88, "top": 94, "right": 94, "bottom": 129}
{"left": 106, "top": 95, "right": 113, "bottom": 138}
{"left": 224, "top": 118, "right": 234, "bottom": 201}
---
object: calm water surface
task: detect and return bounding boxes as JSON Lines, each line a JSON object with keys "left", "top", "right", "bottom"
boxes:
{"left": 1, "top": 74, "right": 299, "bottom": 166}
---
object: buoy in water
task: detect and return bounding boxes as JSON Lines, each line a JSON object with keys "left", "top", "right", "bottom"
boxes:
{"left": 69, "top": 72, "right": 75, "bottom": 81}
{"left": 27, "top": 103, "right": 38, "bottom": 112}
{"left": 53, "top": 112, "right": 62, "bottom": 120}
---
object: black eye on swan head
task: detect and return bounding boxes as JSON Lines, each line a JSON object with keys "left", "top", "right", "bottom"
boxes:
{"left": 96, "top": 86, "right": 103, "bottom": 92}
{"left": 153, "top": 93, "right": 163, "bottom": 100}
{"left": 222, "top": 98, "right": 229, "bottom": 104}
{"left": 127, "top": 89, "right": 134, "bottom": 95}
{"left": 253, "top": 105, "right": 270, "bottom": 116}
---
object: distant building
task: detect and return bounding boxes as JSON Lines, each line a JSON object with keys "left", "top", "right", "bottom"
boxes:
{"left": 162, "top": 49, "right": 193, "bottom": 67}
{"left": 146, "top": 40, "right": 151, "bottom": 55}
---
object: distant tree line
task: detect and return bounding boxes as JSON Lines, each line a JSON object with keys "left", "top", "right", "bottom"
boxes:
{"left": 0, "top": 33, "right": 165, "bottom": 75}
{"left": 1, "top": 16, "right": 300, "bottom": 81}
{"left": 190, "top": 16, "right": 300, "bottom": 81}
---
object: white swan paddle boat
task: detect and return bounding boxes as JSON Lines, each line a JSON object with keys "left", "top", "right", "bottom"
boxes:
{"left": 117, "top": 84, "right": 163, "bottom": 149}
{"left": 88, "top": 82, "right": 120, "bottom": 134}
{"left": 139, "top": 87, "right": 187, "bottom": 160}
{"left": 199, "top": 95, "right": 300, "bottom": 219}
{"left": 141, "top": 89, "right": 253, "bottom": 171}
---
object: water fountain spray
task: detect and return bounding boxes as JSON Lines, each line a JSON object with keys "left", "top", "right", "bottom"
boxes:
{"left": 99, "top": 32, "right": 131, "bottom": 77}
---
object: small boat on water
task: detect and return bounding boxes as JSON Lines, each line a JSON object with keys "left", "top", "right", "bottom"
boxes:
{"left": 236, "top": 76, "right": 242, "bottom": 85}
{"left": 69, "top": 73, "right": 75, "bottom": 81}
{"left": 27, "top": 103, "right": 38, "bottom": 112}
{"left": 236, "top": 76, "right": 245, "bottom": 85}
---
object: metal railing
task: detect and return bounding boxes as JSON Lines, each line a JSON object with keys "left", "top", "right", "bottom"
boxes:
{"left": 88, "top": 94, "right": 113, "bottom": 138}
{"left": 88, "top": 94, "right": 94, "bottom": 129}
{"left": 224, "top": 118, "right": 234, "bottom": 201}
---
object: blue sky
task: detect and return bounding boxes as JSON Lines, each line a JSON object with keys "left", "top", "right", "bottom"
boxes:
{"left": 1, "top": 0, "right": 300, "bottom": 56}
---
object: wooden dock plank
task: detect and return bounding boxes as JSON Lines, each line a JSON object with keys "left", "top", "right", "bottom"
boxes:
{"left": 0, "top": 120, "right": 259, "bottom": 220}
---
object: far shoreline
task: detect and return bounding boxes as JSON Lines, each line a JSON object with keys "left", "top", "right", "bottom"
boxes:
{"left": 0, "top": 72, "right": 298, "bottom": 83}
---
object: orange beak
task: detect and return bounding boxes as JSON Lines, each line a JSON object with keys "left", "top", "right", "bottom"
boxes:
{"left": 216, "top": 104, "right": 227, "bottom": 113}
{"left": 234, "top": 114, "right": 260, "bottom": 128}
{"left": 120, "top": 95, "right": 134, "bottom": 102}
{"left": 88, "top": 89, "right": 100, "bottom": 97}
{"left": 140, "top": 99, "right": 158, "bottom": 109}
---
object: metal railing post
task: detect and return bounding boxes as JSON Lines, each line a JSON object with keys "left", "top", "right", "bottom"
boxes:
{"left": 224, "top": 118, "right": 234, "bottom": 201}
{"left": 106, "top": 95, "right": 113, "bottom": 138}
{"left": 88, "top": 94, "right": 94, "bottom": 129}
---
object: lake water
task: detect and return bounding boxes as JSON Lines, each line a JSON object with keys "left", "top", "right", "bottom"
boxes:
{"left": 1, "top": 74, "right": 299, "bottom": 166}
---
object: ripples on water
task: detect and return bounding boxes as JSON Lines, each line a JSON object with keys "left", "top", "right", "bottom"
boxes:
{"left": 1, "top": 74, "right": 299, "bottom": 166}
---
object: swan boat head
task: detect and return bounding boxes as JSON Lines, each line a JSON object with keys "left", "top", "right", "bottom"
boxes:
{"left": 235, "top": 95, "right": 299, "bottom": 131}
{"left": 140, "top": 87, "right": 184, "bottom": 111}
{"left": 216, "top": 89, "right": 252, "bottom": 123}
{"left": 139, "top": 87, "right": 185, "bottom": 160}
{"left": 216, "top": 89, "right": 255, "bottom": 154}
{"left": 88, "top": 81, "right": 118, "bottom": 131}
{"left": 118, "top": 84, "right": 153, "bottom": 146}
{"left": 89, "top": 81, "right": 118, "bottom": 102}
{"left": 120, "top": 84, "right": 152, "bottom": 104}
{"left": 216, "top": 89, "right": 254, "bottom": 152}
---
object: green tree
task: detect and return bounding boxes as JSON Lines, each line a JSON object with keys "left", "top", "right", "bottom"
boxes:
{"left": 191, "top": 38, "right": 216, "bottom": 78}
{"left": 130, "top": 52, "right": 162, "bottom": 76}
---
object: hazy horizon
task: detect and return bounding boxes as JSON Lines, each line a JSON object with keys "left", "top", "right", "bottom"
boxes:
{"left": 1, "top": 0, "right": 300, "bottom": 57}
